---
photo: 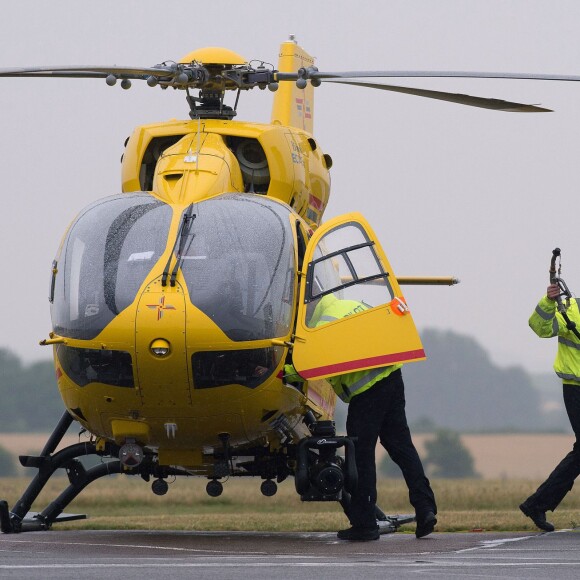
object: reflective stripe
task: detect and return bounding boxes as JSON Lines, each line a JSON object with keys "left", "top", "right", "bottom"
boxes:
{"left": 318, "top": 315, "right": 339, "bottom": 323}
{"left": 551, "top": 318, "right": 559, "bottom": 337}
{"left": 535, "top": 304, "right": 554, "bottom": 320}
{"left": 557, "top": 371, "right": 580, "bottom": 383}
{"left": 558, "top": 336, "right": 580, "bottom": 350}
{"left": 340, "top": 383, "right": 351, "bottom": 401}
{"left": 337, "top": 367, "right": 387, "bottom": 402}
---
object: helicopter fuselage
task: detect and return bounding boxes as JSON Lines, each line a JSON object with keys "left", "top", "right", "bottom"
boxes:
{"left": 0, "top": 40, "right": 434, "bottom": 534}
{"left": 49, "top": 118, "right": 335, "bottom": 476}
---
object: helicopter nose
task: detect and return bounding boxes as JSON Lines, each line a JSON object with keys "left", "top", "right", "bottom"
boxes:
{"left": 135, "top": 279, "right": 190, "bottom": 407}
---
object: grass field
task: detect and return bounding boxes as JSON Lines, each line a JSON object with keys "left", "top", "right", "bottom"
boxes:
{"left": 2, "top": 476, "right": 580, "bottom": 533}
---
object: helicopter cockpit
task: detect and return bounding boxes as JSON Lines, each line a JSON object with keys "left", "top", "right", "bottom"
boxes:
{"left": 49, "top": 192, "right": 297, "bottom": 392}
{"left": 50, "top": 193, "right": 295, "bottom": 339}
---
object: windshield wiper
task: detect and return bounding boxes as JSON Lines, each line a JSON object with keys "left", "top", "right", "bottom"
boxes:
{"left": 162, "top": 204, "right": 196, "bottom": 287}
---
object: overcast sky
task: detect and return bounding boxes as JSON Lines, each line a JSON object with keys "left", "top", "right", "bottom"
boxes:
{"left": 1, "top": 0, "right": 580, "bottom": 376}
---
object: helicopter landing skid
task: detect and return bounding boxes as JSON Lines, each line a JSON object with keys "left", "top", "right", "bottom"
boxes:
{"left": 0, "top": 411, "right": 124, "bottom": 534}
{"left": 0, "top": 503, "right": 86, "bottom": 532}
{"left": 340, "top": 491, "right": 415, "bottom": 534}
{"left": 0, "top": 459, "right": 123, "bottom": 533}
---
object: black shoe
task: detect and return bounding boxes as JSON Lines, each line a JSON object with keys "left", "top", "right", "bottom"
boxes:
{"left": 337, "top": 526, "right": 380, "bottom": 541}
{"left": 519, "top": 503, "right": 555, "bottom": 532}
{"left": 415, "top": 511, "right": 437, "bottom": 538}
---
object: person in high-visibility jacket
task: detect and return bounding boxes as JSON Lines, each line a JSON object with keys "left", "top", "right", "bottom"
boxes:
{"left": 520, "top": 283, "right": 580, "bottom": 532}
{"left": 291, "top": 294, "right": 437, "bottom": 541}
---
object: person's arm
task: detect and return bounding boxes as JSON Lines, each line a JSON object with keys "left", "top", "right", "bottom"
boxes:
{"left": 529, "top": 285, "right": 560, "bottom": 338}
{"left": 283, "top": 363, "right": 305, "bottom": 383}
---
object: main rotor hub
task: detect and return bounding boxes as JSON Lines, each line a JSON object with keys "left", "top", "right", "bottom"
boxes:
{"left": 178, "top": 47, "right": 247, "bottom": 66}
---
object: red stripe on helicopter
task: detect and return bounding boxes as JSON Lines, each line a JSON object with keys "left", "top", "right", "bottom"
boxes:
{"left": 309, "top": 194, "right": 323, "bottom": 210}
{"left": 298, "top": 349, "right": 426, "bottom": 379}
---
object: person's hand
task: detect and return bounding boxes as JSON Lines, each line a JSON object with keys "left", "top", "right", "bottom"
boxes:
{"left": 547, "top": 284, "right": 560, "bottom": 301}
{"left": 252, "top": 366, "right": 268, "bottom": 377}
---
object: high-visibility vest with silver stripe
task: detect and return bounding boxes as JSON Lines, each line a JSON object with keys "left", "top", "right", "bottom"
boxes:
{"left": 329, "top": 365, "right": 400, "bottom": 403}
{"left": 312, "top": 296, "right": 401, "bottom": 402}
{"left": 529, "top": 296, "right": 580, "bottom": 386}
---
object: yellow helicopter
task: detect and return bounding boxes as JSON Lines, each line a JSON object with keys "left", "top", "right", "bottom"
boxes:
{"left": 0, "top": 37, "right": 553, "bottom": 534}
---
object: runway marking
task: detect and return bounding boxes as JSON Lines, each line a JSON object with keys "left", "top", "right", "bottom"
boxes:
{"left": 455, "top": 533, "right": 536, "bottom": 553}
{"left": 453, "top": 528, "right": 575, "bottom": 556}
{"left": 1, "top": 561, "right": 580, "bottom": 570}
{"left": 0, "top": 549, "right": 49, "bottom": 554}
{"left": 3, "top": 538, "right": 266, "bottom": 555}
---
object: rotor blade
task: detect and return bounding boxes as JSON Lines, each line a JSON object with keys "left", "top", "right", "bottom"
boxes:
{"left": 324, "top": 79, "right": 552, "bottom": 112}
{"left": 396, "top": 276, "right": 460, "bottom": 286}
{"left": 0, "top": 65, "right": 176, "bottom": 79}
{"left": 309, "top": 70, "right": 580, "bottom": 83}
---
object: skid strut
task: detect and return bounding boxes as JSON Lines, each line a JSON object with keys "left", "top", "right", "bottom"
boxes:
{"left": 0, "top": 411, "right": 120, "bottom": 533}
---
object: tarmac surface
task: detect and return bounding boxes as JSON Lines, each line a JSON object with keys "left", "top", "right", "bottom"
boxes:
{"left": 1, "top": 528, "right": 580, "bottom": 579}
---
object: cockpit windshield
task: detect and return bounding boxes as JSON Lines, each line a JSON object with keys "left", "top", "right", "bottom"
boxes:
{"left": 51, "top": 193, "right": 172, "bottom": 339}
{"left": 180, "top": 194, "right": 295, "bottom": 341}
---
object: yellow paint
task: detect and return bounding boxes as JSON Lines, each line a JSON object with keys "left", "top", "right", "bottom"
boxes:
{"left": 179, "top": 47, "right": 246, "bottom": 65}
{"left": 271, "top": 39, "right": 316, "bottom": 134}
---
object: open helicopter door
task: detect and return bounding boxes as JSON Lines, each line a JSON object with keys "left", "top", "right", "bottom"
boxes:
{"left": 292, "top": 213, "right": 425, "bottom": 381}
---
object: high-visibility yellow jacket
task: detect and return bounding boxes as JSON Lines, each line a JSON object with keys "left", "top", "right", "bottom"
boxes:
{"left": 529, "top": 295, "right": 580, "bottom": 386}
{"left": 308, "top": 295, "right": 401, "bottom": 403}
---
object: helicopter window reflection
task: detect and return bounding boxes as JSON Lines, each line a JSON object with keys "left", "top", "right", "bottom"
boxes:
{"left": 56, "top": 345, "right": 134, "bottom": 388}
{"left": 52, "top": 193, "right": 172, "bottom": 340}
{"left": 305, "top": 222, "right": 394, "bottom": 328}
{"left": 181, "top": 194, "right": 295, "bottom": 341}
{"left": 192, "top": 346, "right": 283, "bottom": 389}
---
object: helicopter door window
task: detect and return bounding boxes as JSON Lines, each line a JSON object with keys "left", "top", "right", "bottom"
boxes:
{"left": 305, "top": 222, "right": 394, "bottom": 328}
{"left": 51, "top": 193, "right": 172, "bottom": 340}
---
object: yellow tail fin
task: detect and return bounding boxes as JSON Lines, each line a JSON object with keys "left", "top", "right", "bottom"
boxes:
{"left": 271, "top": 37, "right": 315, "bottom": 134}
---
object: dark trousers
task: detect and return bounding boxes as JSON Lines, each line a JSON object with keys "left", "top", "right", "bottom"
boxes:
{"left": 345, "top": 368, "right": 437, "bottom": 528}
{"left": 524, "top": 383, "right": 580, "bottom": 512}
